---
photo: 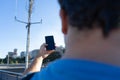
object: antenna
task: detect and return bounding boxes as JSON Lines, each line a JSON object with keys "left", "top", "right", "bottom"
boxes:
{"left": 15, "top": 0, "right": 42, "bottom": 69}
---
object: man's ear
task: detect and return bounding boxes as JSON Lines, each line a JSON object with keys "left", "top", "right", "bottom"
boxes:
{"left": 60, "top": 9, "right": 68, "bottom": 35}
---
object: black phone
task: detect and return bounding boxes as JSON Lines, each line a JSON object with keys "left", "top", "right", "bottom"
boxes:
{"left": 45, "top": 36, "right": 55, "bottom": 50}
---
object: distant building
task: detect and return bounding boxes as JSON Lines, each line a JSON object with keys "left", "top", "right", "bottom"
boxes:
{"left": 8, "top": 48, "right": 18, "bottom": 58}
{"left": 14, "top": 49, "right": 17, "bottom": 55}
{"left": 30, "top": 49, "right": 39, "bottom": 59}
{"left": 8, "top": 52, "right": 14, "bottom": 58}
{"left": 55, "top": 46, "right": 65, "bottom": 56}
{"left": 13, "top": 48, "right": 17, "bottom": 58}
{"left": 20, "top": 51, "right": 26, "bottom": 58}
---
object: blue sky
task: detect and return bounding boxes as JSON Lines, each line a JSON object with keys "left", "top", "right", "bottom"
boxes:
{"left": 0, "top": 0, "right": 64, "bottom": 58}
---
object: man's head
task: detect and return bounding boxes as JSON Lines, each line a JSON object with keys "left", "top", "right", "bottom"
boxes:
{"left": 58, "top": 0, "right": 120, "bottom": 65}
{"left": 58, "top": 0, "right": 120, "bottom": 37}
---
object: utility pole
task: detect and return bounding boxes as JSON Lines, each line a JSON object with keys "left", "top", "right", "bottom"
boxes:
{"left": 15, "top": 0, "right": 42, "bottom": 69}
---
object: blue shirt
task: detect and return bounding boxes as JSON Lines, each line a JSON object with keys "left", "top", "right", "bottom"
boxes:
{"left": 30, "top": 59, "right": 120, "bottom": 80}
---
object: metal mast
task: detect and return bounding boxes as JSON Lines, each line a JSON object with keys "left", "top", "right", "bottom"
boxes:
{"left": 25, "top": 0, "right": 33, "bottom": 69}
{"left": 15, "top": 0, "right": 42, "bottom": 69}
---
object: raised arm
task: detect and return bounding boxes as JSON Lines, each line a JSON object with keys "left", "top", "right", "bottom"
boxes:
{"left": 23, "top": 43, "right": 54, "bottom": 75}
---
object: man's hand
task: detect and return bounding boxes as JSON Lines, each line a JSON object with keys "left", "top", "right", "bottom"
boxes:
{"left": 36, "top": 43, "right": 55, "bottom": 59}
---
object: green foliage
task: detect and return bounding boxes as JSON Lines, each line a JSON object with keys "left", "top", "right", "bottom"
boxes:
{"left": 10, "top": 60, "right": 14, "bottom": 64}
{"left": 0, "top": 56, "right": 25, "bottom": 64}
{"left": 15, "top": 61, "right": 18, "bottom": 64}
{"left": 0, "top": 59, "right": 4, "bottom": 64}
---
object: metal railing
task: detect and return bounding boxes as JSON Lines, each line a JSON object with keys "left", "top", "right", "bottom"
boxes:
{"left": 0, "top": 70, "right": 23, "bottom": 80}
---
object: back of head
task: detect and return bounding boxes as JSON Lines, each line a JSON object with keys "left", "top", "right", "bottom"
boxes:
{"left": 58, "top": 0, "right": 120, "bottom": 37}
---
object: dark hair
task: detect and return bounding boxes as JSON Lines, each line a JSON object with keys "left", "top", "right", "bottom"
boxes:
{"left": 58, "top": 0, "right": 120, "bottom": 37}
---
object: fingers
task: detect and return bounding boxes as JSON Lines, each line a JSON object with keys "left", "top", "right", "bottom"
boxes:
{"left": 40, "top": 43, "right": 48, "bottom": 51}
{"left": 38, "top": 43, "right": 55, "bottom": 59}
{"left": 40, "top": 43, "right": 55, "bottom": 51}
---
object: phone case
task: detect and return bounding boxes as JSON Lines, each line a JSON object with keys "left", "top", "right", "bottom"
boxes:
{"left": 45, "top": 36, "right": 55, "bottom": 50}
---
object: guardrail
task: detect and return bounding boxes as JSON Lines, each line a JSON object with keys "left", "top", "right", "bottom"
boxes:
{"left": 0, "top": 64, "right": 25, "bottom": 69}
{"left": 0, "top": 70, "right": 23, "bottom": 80}
{"left": 0, "top": 64, "right": 25, "bottom": 67}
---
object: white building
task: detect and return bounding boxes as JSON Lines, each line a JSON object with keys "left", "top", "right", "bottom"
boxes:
{"left": 8, "top": 48, "right": 18, "bottom": 59}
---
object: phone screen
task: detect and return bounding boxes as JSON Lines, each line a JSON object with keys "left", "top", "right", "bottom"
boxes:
{"left": 45, "top": 36, "right": 55, "bottom": 50}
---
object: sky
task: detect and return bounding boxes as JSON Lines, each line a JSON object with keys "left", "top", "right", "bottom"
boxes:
{"left": 0, "top": 0, "right": 64, "bottom": 58}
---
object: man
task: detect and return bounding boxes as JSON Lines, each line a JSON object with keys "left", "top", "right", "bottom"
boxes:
{"left": 22, "top": 0, "right": 120, "bottom": 80}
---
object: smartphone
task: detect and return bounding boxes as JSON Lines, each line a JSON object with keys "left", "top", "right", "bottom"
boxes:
{"left": 45, "top": 36, "right": 55, "bottom": 50}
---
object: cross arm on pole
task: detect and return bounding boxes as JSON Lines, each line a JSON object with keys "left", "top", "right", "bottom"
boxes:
{"left": 31, "top": 20, "right": 42, "bottom": 24}
{"left": 15, "top": 16, "right": 28, "bottom": 24}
